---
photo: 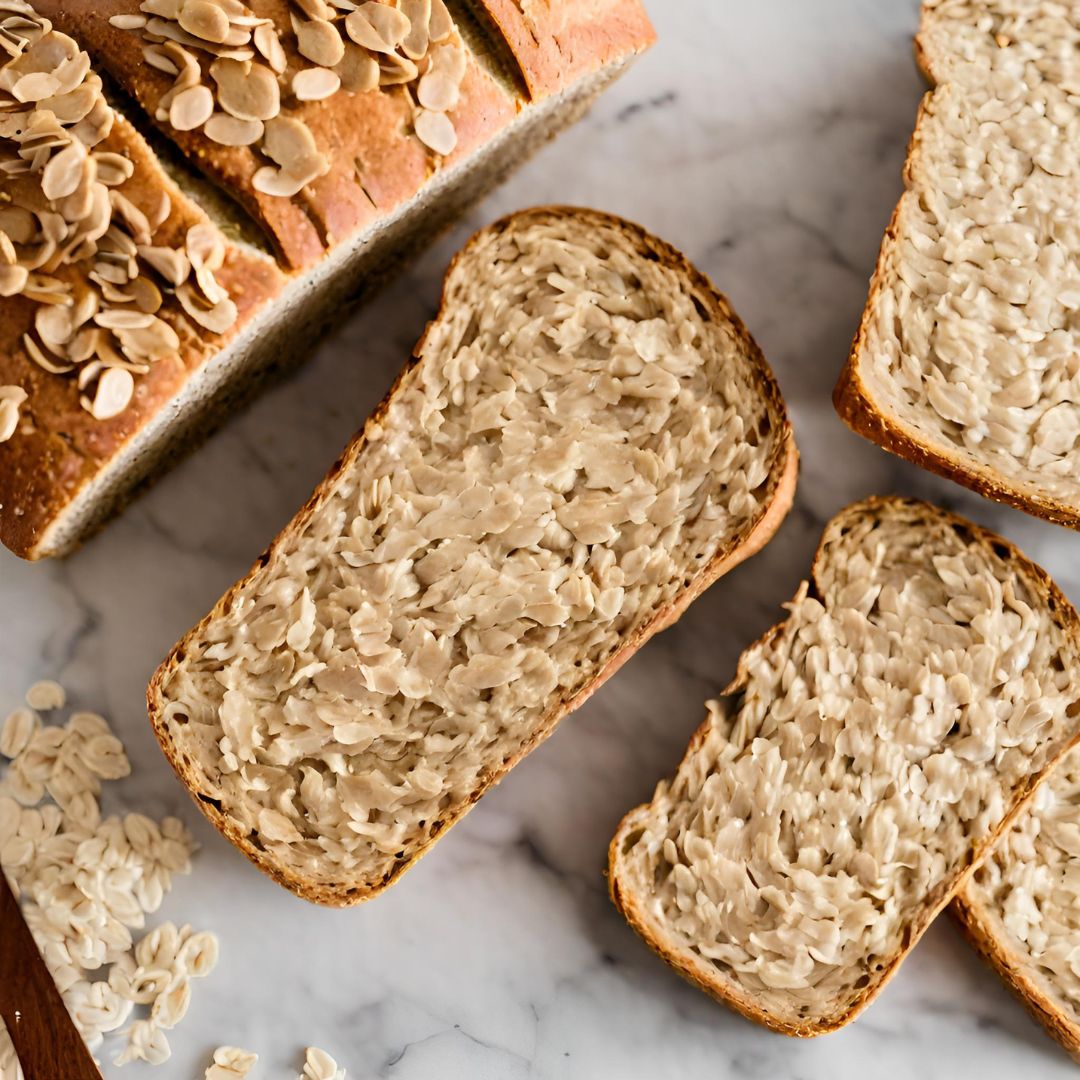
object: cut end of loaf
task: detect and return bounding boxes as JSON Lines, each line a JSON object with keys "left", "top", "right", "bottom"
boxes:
{"left": 610, "top": 495, "right": 1080, "bottom": 1036}
{"left": 148, "top": 206, "right": 795, "bottom": 905}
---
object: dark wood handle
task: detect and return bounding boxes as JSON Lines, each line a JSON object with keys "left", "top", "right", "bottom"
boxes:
{"left": 0, "top": 871, "right": 102, "bottom": 1080}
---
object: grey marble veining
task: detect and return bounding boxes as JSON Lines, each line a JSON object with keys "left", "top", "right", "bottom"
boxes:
{"left": 4, "top": 2, "right": 1080, "bottom": 1076}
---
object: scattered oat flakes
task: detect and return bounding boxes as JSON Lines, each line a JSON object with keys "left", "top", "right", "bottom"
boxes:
{"left": 205, "top": 1045, "right": 258, "bottom": 1079}
{"left": 25, "top": 679, "right": 66, "bottom": 711}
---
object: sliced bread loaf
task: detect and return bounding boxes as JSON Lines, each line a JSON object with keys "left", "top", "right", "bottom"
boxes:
{"left": 609, "top": 497, "right": 1080, "bottom": 1036}
{"left": 835, "top": 2, "right": 1080, "bottom": 527}
{"left": 954, "top": 746, "right": 1080, "bottom": 1061}
{"left": 148, "top": 207, "right": 798, "bottom": 906}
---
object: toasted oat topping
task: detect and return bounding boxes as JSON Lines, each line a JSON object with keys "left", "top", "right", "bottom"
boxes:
{"left": 112, "top": 0, "right": 468, "bottom": 201}
{"left": 0, "top": 1, "right": 238, "bottom": 432}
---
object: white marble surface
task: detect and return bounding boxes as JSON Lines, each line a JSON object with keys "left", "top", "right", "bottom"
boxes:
{"left": 4, "top": 2, "right": 1080, "bottom": 1076}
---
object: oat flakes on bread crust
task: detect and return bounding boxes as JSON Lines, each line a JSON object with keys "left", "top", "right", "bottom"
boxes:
{"left": 609, "top": 496, "right": 1080, "bottom": 1036}
{"left": 835, "top": 2, "right": 1080, "bottom": 529}
{"left": 953, "top": 743, "right": 1080, "bottom": 1062}
{"left": 148, "top": 206, "right": 797, "bottom": 906}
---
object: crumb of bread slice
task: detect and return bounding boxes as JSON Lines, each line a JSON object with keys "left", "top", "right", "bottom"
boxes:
{"left": 148, "top": 206, "right": 798, "bottom": 906}
{"left": 610, "top": 496, "right": 1080, "bottom": 1036}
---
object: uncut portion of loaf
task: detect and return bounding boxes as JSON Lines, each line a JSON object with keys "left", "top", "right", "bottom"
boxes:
{"left": 610, "top": 497, "right": 1080, "bottom": 1036}
{"left": 954, "top": 746, "right": 1080, "bottom": 1060}
{"left": 835, "top": 2, "right": 1080, "bottom": 527}
{"left": 40, "top": 0, "right": 655, "bottom": 270}
{"left": 150, "top": 207, "right": 797, "bottom": 905}
{"left": 0, "top": 2, "right": 283, "bottom": 559}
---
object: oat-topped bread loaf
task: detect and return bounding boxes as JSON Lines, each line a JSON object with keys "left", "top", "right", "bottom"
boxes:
{"left": 835, "top": 2, "right": 1080, "bottom": 528}
{"left": 610, "top": 497, "right": 1080, "bottom": 1036}
{"left": 0, "top": 1, "right": 654, "bottom": 559}
{"left": 954, "top": 746, "right": 1080, "bottom": 1061}
{"left": 0, "top": 2, "right": 283, "bottom": 559}
{"left": 37, "top": 0, "right": 655, "bottom": 270}
{"left": 149, "top": 207, "right": 798, "bottom": 905}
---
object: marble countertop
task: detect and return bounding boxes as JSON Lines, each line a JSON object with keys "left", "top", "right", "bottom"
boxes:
{"left": 5, "top": 2, "right": 1080, "bottom": 1077}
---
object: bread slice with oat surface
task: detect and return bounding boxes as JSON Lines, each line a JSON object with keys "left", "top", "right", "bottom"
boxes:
{"left": 148, "top": 206, "right": 798, "bottom": 906}
{"left": 610, "top": 497, "right": 1080, "bottom": 1036}
{"left": 953, "top": 744, "right": 1080, "bottom": 1062}
{"left": 834, "top": 1, "right": 1080, "bottom": 528}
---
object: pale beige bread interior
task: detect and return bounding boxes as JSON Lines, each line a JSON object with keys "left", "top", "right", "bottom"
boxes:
{"left": 151, "top": 208, "right": 795, "bottom": 905}
{"left": 610, "top": 497, "right": 1080, "bottom": 1036}
{"left": 838, "top": 2, "right": 1080, "bottom": 523}
{"left": 34, "top": 62, "right": 621, "bottom": 558}
{"left": 955, "top": 743, "right": 1080, "bottom": 1059}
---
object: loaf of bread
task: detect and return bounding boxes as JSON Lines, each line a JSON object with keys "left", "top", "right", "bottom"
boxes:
{"left": 609, "top": 497, "right": 1080, "bottom": 1036}
{"left": 835, "top": 1, "right": 1080, "bottom": 528}
{"left": 954, "top": 746, "right": 1080, "bottom": 1061}
{"left": 148, "top": 207, "right": 798, "bottom": 905}
{"left": 0, "top": 0, "right": 654, "bottom": 559}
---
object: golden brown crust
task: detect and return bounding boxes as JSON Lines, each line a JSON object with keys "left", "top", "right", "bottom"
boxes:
{"left": 466, "top": 0, "right": 656, "bottom": 99}
{"left": 36, "top": 0, "right": 520, "bottom": 270}
{"left": 0, "top": 112, "right": 284, "bottom": 562}
{"left": 608, "top": 495, "right": 1080, "bottom": 1037}
{"left": 146, "top": 205, "right": 798, "bottom": 907}
{"left": 833, "top": 9, "right": 1080, "bottom": 531}
{"left": 38, "top": 1, "right": 655, "bottom": 270}
{"left": 951, "top": 897, "right": 1080, "bottom": 1062}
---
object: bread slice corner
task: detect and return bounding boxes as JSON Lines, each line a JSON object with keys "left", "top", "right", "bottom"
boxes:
{"left": 952, "top": 739, "right": 1080, "bottom": 1062}
{"left": 834, "top": 2, "right": 1080, "bottom": 530}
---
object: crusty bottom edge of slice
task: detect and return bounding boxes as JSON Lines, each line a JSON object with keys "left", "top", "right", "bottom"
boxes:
{"left": 608, "top": 495, "right": 1080, "bottom": 1036}
{"left": 951, "top": 893, "right": 1080, "bottom": 1063}
{"left": 146, "top": 208, "right": 800, "bottom": 907}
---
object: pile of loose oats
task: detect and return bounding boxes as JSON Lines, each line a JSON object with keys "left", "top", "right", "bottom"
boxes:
{"left": 0, "top": 679, "right": 218, "bottom": 1068}
{"left": 111, "top": 0, "right": 467, "bottom": 200}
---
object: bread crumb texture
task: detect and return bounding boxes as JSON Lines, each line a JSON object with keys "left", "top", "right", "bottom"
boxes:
{"left": 158, "top": 211, "right": 789, "bottom": 894}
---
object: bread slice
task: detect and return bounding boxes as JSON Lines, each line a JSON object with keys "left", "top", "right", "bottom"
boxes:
{"left": 148, "top": 207, "right": 798, "bottom": 906}
{"left": 0, "top": 1, "right": 654, "bottom": 560}
{"left": 834, "top": 2, "right": 1080, "bottom": 528}
{"left": 953, "top": 745, "right": 1080, "bottom": 1061}
{"left": 609, "top": 496, "right": 1080, "bottom": 1036}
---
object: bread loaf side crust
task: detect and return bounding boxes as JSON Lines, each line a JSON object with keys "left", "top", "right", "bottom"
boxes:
{"left": 146, "top": 206, "right": 798, "bottom": 906}
{"left": 833, "top": 6, "right": 1080, "bottom": 530}
{"left": 0, "top": 111, "right": 284, "bottom": 561}
{"left": 466, "top": 0, "right": 656, "bottom": 99}
{"left": 608, "top": 496, "right": 1080, "bottom": 1036}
